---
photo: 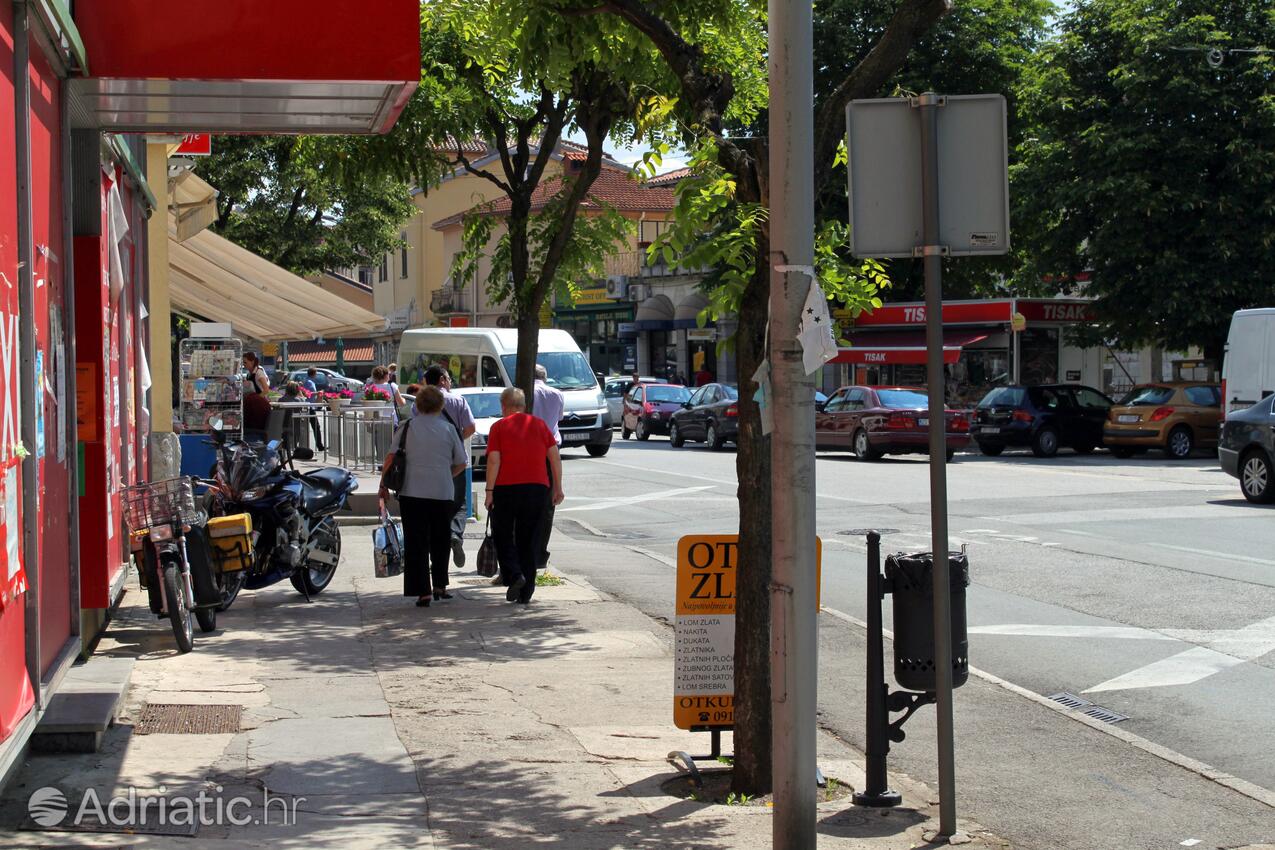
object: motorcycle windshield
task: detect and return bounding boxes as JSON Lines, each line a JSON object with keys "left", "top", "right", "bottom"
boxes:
{"left": 223, "top": 443, "right": 280, "bottom": 498}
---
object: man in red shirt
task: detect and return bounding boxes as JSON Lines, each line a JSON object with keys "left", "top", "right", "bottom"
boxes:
{"left": 484, "top": 387, "right": 564, "bottom": 604}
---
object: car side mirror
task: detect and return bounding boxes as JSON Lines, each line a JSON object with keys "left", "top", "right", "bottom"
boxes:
{"left": 815, "top": 401, "right": 826, "bottom": 412}
{"left": 682, "top": 402, "right": 693, "bottom": 410}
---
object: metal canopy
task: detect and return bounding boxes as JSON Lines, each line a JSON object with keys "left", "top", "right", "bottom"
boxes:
{"left": 167, "top": 215, "right": 386, "bottom": 342}
{"left": 68, "top": 79, "right": 415, "bottom": 134}
{"left": 70, "top": 0, "right": 419, "bottom": 134}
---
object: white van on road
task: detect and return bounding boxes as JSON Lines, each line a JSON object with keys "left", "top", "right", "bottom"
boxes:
{"left": 397, "top": 328, "right": 613, "bottom": 457}
{"left": 1222, "top": 308, "right": 1275, "bottom": 416}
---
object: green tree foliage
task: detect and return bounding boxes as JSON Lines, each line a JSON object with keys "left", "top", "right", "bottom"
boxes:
{"left": 341, "top": 0, "right": 668, "bottom": 401}
{"left": 193, "top": 137, "right": 415, "bottom": 276}
{"left": 1014, "top": 0, "right": 1275, "bottom": 357}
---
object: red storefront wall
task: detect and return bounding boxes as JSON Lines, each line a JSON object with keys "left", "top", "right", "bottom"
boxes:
{"left": 76, "top": 170, "right": 128, "bottom": 609}
{"left": 28, "top": 37, "right": 71, "bottom": 675}
{"left": 0, "top": 0, "right": 35, "bottom": 743}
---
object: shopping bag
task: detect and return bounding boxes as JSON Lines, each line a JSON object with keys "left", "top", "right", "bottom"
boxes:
{"left": 373, "top": 506, "right": 405, "bottom": 578}
{"left": 476, "top": 513, "right": 499, "bottom": 578}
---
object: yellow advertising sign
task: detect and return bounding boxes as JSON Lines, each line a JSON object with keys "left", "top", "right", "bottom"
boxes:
{"left": 573, "top": 287, "right": 611, "bottom": 306}
{"left": 673, "top": 535, "right": 821, "bottom": 730}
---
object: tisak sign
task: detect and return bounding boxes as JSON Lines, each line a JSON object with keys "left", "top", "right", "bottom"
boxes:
{"left": 673, "top": 535, "right": 821, "bottom": 730}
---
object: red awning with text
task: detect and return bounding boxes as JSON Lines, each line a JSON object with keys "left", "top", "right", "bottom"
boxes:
{"left": 831, "top": 330, "right": 990, "bottom": 366}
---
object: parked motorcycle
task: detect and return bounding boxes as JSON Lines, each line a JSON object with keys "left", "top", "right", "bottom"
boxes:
{"left": 203, "top": 421, "right": 356, "bottom": 605}
{"left": 123, "top": 477, "right": 223, "bottom": 652}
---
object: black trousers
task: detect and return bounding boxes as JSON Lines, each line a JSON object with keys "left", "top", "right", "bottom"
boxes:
{"left": 493, "top": 484, "right": 547, "bottom": 603}
{"left": 450, "top": 470, "right": 468, "bottom": 541}
{"left": 398, "top": 496, "right": 453, "bottom": 597}
{"left": 535, "top": 458, "right": 555, "bottom": 567}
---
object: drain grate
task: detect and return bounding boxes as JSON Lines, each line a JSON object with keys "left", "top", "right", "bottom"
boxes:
{"left": 1081, "top": 705, "right": 1129, "bottom": 724}
{"left": 134, "top": 703, "right": 241, "bottom": 735}
{"left": 1047, "top": 692, "right": 1128, "bottom": 724}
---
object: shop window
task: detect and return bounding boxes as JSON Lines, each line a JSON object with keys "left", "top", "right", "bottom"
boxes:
{"left": 1019, "top": 328, "right": 1060, "bottom": 386}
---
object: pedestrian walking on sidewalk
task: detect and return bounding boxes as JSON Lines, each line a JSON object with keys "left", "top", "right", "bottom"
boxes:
{"left": 531, "top": 364, "right": 564, "bottom": 569}
{"left": 423, "top": 364, "right": 476, "bottom": 568}
{"left": 379, "top": 386, "right": 467, "bottom": 608}
{"left": 484, "top": 387, "right": 564, "bottom": 605}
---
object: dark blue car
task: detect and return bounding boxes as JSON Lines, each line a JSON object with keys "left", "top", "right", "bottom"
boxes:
{"left": 971, "top": 384, "right": 1113, "bottom": 458}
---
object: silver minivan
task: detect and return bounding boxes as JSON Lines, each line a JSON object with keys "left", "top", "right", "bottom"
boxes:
{"left": 398, "top": 328, "right": 612, "bottom": 456}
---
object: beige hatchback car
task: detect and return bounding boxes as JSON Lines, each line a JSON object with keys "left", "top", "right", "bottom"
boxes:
{"left": 1102, "top": 382, "right": 1222, "bottom": 459}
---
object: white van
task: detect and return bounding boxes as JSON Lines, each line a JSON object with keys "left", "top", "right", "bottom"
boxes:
{"left": 1222, "top": 309, "right": 1275, "bottom": 416}
{"left": 397, "top": 328, "right": 612, "bottom": 456}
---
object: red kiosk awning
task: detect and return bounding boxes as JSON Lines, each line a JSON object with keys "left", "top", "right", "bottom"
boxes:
{"left": 832, "top": 330, "right": 990, "bottom": 365}
{"left": 69, "top": 0, "right": 420, "bottom": 133}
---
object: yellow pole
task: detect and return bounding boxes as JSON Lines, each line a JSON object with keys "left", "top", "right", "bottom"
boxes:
{"left": 146, "top": 142, "right": 172, "bottom": 433}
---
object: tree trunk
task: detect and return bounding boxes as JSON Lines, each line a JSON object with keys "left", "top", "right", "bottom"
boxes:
{"left": 515, "top": 311, "right": 541, "bottom": 414}
{"left": 730, "top": 228, "right": 772, "bottom": 796}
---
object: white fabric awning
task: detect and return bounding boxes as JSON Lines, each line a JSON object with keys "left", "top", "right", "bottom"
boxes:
{"left": 167, "top": 214, "right": 386, "bottom": 342}
{"left": 169, "top": 170, "right": 218, "bottom": 242}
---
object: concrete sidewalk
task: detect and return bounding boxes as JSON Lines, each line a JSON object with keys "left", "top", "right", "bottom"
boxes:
{"left": 0, "top": 523, "right": 1004, "bottom": 849}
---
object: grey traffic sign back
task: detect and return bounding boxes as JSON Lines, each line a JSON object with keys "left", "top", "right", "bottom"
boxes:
{"left": 846, "top": 94, "right": 1009, "bottom": 258}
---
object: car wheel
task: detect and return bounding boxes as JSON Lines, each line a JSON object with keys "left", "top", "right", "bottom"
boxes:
{"left": 945, "top": 449, "right": 956, "bottom": 463}
{"left": 1166, "top": 426, "right": 1194, "bottom": 459}
{"left": 1110, "top": 447, "right": 1136, "bottom": 459}
{"left": 670, "top": 422, "right": 684, "bottom": 448}
{"left": 636, "top": 419, "right": 650, "bottom": 441}
{"left": 586, "top": 444, "right": 610, "bottom": 458}
{"left": 1240, "top": 449, "right": 1274, "bottom": 503}
{"left": 707, "top": 423, "right": 725, "bottom": 451}
{"left": 622, "top": 423, "right": 632, "bottom": 440}
{"left": 853, "top": 429, "right": 882, "bottom": 461}
{"left": 977, "top": 441, "right": 1005, "bottom": 457}
{"left": 1073, "top": 442, "right": 1096, "bottom": 455}
{"left": 1031, "top": 426, "right": 1059, "bottom": 458}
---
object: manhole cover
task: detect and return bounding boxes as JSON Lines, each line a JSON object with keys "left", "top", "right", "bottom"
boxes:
{"left": 839, "top": 528, "right": 900, "bottom": 536}
{"left": 134, "top": 703, "right": 241, "bottom": 735}
{"left": 1047, "top": 692, "right": 1128, "bottom": 724}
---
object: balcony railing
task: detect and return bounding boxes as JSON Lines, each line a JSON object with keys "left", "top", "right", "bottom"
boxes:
{"left": 430, "top": 287, "right": 469, "bottom": 315}
{"left": 604, "top": 250, "right": 711, "bottom": 279}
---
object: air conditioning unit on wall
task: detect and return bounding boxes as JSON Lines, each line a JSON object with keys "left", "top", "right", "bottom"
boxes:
{"left": 628, "top": 283, "right": 650, "bottom": 302}
{"left": 604, "top": 275, "right": 628, "bottom": 300}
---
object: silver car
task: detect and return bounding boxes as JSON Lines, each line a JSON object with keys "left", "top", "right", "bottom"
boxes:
{"left": 603, "top": 376, "right": 658, "bottom": 427}
{"left": 453, "top": 387, "right": 505, "bottom": 472}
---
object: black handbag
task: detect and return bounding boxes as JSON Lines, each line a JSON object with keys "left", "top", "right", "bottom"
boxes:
{"left": 476, "top": 513, "right": 499, "bottom": 578}
{"left": 381, "top": 418, "right": 411, "bottom": 494}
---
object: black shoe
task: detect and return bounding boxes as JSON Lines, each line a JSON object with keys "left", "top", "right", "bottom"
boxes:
{"left": 432, "top": 589, "right": 453, "bottom": 600}
{"left": 451, "top": 538, "right": 466, "bottom": 568}
{"left": 415, "top": 597, "right": 431, "bottom": 608}
{"left": 506, "top": 575, "right": 526, "bottom": 602}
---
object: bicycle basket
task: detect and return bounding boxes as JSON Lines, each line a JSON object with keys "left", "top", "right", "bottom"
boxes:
{"left": 122, "top": 477, "right": 201, "bottom": 533}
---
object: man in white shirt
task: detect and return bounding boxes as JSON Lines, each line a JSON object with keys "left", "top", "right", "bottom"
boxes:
{"left": 424, "top": 364, "right": 477, "bottom": 567}
{"left": 531, "top": 364, "right": 565, "bottom": 568}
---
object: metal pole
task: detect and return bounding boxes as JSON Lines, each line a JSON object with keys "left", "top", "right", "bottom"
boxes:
{"left": 854, "top": 531, "right": 901, "bottom": 807}
{"left": 769, "top": 2, "right": 817, "bottom": 848}
{"left": 918, "top": 92, "right": 957, "bottom": 837}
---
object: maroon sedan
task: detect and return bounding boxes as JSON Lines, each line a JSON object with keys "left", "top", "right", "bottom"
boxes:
{"left": 622, "top": 383, "right": 692, "bottom": 441}
{"left": 815, "top": 386, "right": 971, "bottom": 461}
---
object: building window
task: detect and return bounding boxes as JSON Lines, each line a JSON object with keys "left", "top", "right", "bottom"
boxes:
{"left": 400, "top": 233, "right": 409, "bottom": 278}
{"left": 379, "top": 255, "right": 389, "bottom": 283}
{"left": 358, "top": 266, "right": 373, "bottom": 286}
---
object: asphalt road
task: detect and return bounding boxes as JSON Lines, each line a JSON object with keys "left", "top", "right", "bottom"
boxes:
{"left": 548, "top": 434, "right": 1275, "bottom": 849}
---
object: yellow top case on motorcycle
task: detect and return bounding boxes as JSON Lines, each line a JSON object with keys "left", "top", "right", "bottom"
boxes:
{"left": 207, "top": 513, "right": 253, "bottom": 573}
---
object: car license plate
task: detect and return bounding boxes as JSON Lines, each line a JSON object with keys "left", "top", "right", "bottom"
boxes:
{"left": 1117, "top": 414, "right": 1139, "bottom": 423}
{"left": 918, "top": 418, "right": 929, "bottom": 427}
{"left": 563, "top": 432, "right": 589, "bottom": 443}
{"left": 981, "top": 426, "right": 1000, "bottom": 434}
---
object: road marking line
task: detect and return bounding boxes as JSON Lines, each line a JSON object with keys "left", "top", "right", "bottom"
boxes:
{"left": 1145, "top": 542, "right": 1275, "bottom": 568}
{"left": 1084, "top": 646, "right": 1246, "bottom": 693}
{"left": 558, "top": 485, "right": 715, "bottom": 513}
{"left": 969, "top": 624, "right": 1173, "bottom": 641}
{"left": 819, "top": 604, "right": 1275, "bottom": 809}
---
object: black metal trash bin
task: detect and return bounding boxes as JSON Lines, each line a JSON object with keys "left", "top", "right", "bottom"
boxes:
{"left": 884, "top": 551, "right": 969, "bottom": 691}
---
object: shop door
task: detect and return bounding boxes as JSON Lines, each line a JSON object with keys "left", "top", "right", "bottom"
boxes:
{"left": 29, "top": 44, "right": 71, "bottom": 674}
